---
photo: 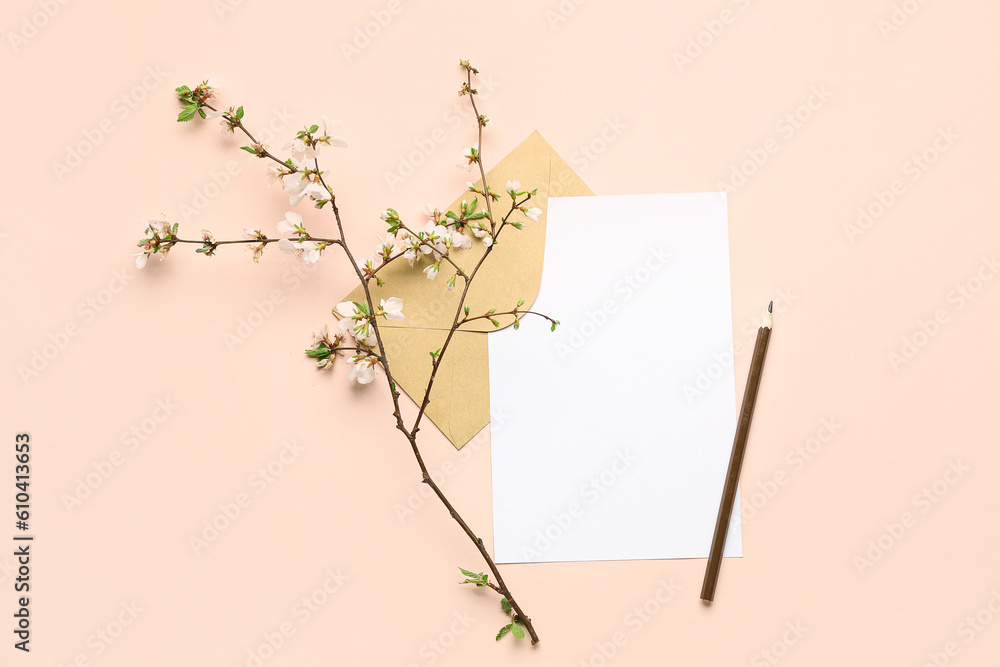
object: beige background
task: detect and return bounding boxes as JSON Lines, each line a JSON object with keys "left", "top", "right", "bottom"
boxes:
{"left": 3, "top": 0, "right": 999, "bottom": 665}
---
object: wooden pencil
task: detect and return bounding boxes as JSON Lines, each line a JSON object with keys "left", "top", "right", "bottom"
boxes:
{"left": 701, "top": 300, "right": 773, "bottom": 603}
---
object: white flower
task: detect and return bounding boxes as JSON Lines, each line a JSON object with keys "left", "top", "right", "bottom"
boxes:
{"left": 400, "top": 233, "right": 418, "bottom": 265}
{"left": 424, "top": 262, "right": 440, "bottom": 280}
{"left": 456, "top": 143, "right": 479, "bottom": 171}
{"left": 471, "top": 221, "right": 494, "bottom": 247}
{"left": 277, "top": 211, "right": 305, "bottom": 236}
{"left": 336, "top": 301, "right": 360, "bottom": 322}
{"left": 284, "top": 176, "right": 327, "bottom": 206}
{"left": 380, "top": 297, "right": 405, "bottom": 322}
{"left": 505, "top": 180, "right": 521, "bottom": 196}
{"left": 336, "top": 302, "right": 376, "bottom": 346}
{"left": 283, "top": 137, "right": 316, "bottom": 164}
{"left": 356, "top": 321, "right": 377, "bottom": 345}
{"left": 357, "top": 257, "right": 376, "bottom": 281}
{"left": 299, "top": 241, "right": 320, "bottom": 265}
{"left": 322, "top": 115, "right": 348, "bottom": 148}
{"left": 376, "top": 233, "right": 397, "bottom": 259}
{"left": 347, "top": 354, "right": 378, "bottom": 384}
{"left": 418, "top": 221, "right": 449, "bottom": 257}
{"left": 303, "top": 181, "right": 328, "bottom": 205}
{"left": 313, "top": 324, "right": 330, "bottom": 346}
{"left": 146, "top": 218, "right": 171, "bottom": 237}
{"left": 524, "top": 207, "right": 543, "bottom": 222}
{"left": 133, "top": 252, "right": 148, "bottom": 269}
{"left": 279, "top": 237, "right": 320, "bottom": 265}
{"left": 451, "top": 231, "right": 472, "bottom": 250}
{"left": 265, "top": 165, "right": 284, "bottom": 187}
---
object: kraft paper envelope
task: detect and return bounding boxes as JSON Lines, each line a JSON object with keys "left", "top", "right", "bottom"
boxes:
{"left": 342, "top": 131, "right": 593, "bottom": 448}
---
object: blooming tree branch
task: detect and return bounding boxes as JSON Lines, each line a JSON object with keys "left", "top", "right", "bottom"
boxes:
{"left": 137, "top": 61, "right": 552, "bottom": 645}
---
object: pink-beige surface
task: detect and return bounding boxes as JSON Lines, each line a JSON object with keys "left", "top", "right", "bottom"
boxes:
{"left": 2, "top": 1, "right": 998, "bottom": 665}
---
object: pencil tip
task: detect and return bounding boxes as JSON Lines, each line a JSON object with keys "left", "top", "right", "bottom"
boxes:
{"left": 768, "top": 301, "right": 773, "bottom": 313}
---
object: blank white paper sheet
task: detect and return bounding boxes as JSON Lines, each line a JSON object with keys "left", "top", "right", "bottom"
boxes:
{"left": 489, "top": 193, "right": 741, "bottom": 564}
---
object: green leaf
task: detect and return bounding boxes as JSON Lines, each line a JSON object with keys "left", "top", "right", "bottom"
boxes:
{"left": 490, "top": 318, "right": 500, "bottom": 328}
{"left": 309, "top": 124, "right": 319, "bottom": 133}
{"left": 457, "top": 567, "right": 489, "bottom": 587}
{"left": 197, "top": 107, "right": 207, "bottom": 119}
{"left": 240, "top": 146, "right": 259, "bottom": 155}
{"left": 445, "top": 211, "right": 458, "bottom": 220}
{"left": 235, "top": 106, "right": 244, "bottom": 119}
{"left": 510, "top": 623, "right": 525, "bottom": 639}
{"left": 496, "top": 625, "right": 511, "bottom": 641}
{"left": 177, "top": 104, "right": 198, "bottom": 122}
{"left": 500, "top": 597, "right": 512, "bottom": 614}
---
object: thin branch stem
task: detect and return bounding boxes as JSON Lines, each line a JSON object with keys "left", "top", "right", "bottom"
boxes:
{"left": 466, "top": 70, "right": 495, "bottom": 235}
{"left": 204, "top": 103, "right": 298, "bottom": 172}
{"left": 459, "top": 309, "right": 558, "bottom": 329}
{"left": 168, "top": 235, "right": 341, "bottom": 246}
